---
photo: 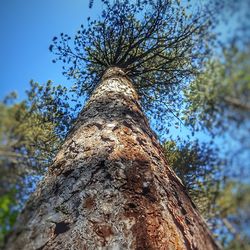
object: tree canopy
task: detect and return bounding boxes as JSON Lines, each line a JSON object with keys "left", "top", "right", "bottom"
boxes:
{"left": 184, "top": 44, "right": 250, "bottom": 138}
{"left": 50, "top": 0, "right": 214, "bottom": 116}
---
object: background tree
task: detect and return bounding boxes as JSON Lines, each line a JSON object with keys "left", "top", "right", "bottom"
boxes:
{"left": 0, "top": 81, "right": 77, "bottom": 246}
{"left": 181, "top": 1, "right": 250, "bottom": 247}
{"left": 216, "top": 181, "right": 250, "bottom": 250}
{"left": 181, "top": 43, "right": 250, "bottom": 249}
{"left": 163, "top": 140, "right": 223, "bottom": 221}
{"left": 183, "top": 44, "right": 250, "bottom": 139}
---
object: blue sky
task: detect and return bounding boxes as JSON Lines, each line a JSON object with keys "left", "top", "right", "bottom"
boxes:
{"left": 0, "top": 0, "right": 103, "bottom": 100}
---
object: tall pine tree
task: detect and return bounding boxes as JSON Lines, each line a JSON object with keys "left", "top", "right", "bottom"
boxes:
{"left": 5, "top": 1, "right": 219, "bottom": 249}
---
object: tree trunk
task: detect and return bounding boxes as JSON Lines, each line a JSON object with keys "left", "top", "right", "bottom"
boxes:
{"left": 5, "top": 67, "right": 219, "bottom": 250}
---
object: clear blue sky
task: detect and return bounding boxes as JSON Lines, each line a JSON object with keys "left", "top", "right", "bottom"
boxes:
{"left": 0, "top": 0, "right": 102, "bottom": 100}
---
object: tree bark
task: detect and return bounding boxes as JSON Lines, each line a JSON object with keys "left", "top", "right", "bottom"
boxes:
{"left": 5, "top": 67, "right": 219, "bottom": 250}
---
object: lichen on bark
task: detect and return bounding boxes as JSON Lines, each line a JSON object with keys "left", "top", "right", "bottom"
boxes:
{"left": 5, "top": 67, "right": 219, "bottom": 250}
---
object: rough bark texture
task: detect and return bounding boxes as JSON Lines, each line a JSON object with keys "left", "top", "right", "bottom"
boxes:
{"left": 5, "top": 67, "right": 219, "bottom": 250}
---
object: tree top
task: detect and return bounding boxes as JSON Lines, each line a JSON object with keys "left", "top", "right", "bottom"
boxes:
{"left": 50, "top": 0, "right": 214, "bottom": 111}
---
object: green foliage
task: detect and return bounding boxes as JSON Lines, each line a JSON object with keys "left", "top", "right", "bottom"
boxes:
{"left": 0, "top": 190, "right": 18, "bottom": 247}
{"left": 183, "top": 44, "right": 250, "bottom": 136}
{"left": 216, "top": 181, "right": 250, "bottom": 250}
{"left": 0, "top": 80, "right": 78, "bottom": 244}
{"left": 225, "top": 239, "right": 250, "bottom": 250}
{"left": 163, "top": 140, "right": 223, "bottom": 220}
{"left": 217, "top": 181, "right": 250, "bottom": 217}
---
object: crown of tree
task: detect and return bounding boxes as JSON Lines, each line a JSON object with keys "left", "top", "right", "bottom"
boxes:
{"left": 50, "top": 0, "right": 214, "bottom": 112}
